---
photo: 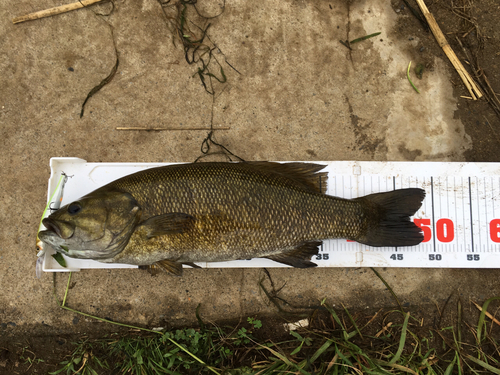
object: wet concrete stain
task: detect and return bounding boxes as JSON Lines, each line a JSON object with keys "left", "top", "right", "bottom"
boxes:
{"left": 346, "top": 95, "right": 386, "bottom": 157}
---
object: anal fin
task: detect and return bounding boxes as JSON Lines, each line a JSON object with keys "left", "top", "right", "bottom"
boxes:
{"left": 265, "top": 241, "right": 320, "bottom": 268}
{"left": 140, "top": 261, "right": 200, "bottom": 276}
{"left": 182, "top": 262, "right": 202, "bottom": 269}
{"left": 155, "top": 260, "right": 183, "bottom": 276}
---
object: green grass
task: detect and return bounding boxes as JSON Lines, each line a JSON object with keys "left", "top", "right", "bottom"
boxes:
{"left": 49, "top": 272, "right": 500, "bottom": 375}
{"left": 49, "top": 303, "right": 500, "bottom": 374}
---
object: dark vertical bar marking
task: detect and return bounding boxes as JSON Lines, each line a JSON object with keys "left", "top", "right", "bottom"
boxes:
{"left": 469, "top": 177, "right": 474, "bottom": 252}
{"left": 431, "top": 177, "right": 436, "bottom": 252}
{"left": 393, "top": 176, "right": 397, "bottom": 252}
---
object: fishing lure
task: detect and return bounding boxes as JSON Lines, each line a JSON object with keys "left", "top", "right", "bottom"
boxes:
{"left": 36, "top": 173, "right": 69, "bottom": 278}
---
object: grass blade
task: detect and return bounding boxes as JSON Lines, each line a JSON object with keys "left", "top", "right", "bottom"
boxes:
{"left": 256, "top": 343, "right": 311, "bottom": 375}
{"left": 326, "top": 353, "right": 339, "bottom": 373}
{"left": 374, "top": 359, "right": 418, "bottom": 375}
{"left": 370, "top": 268, "right": 404, "bottom": 312}
{"left": 476, "top": 297, "right": 500, "bottom": 343}
{"left": 310, "top": 339, "right": 333, "bottom": 363}
{"left": 389, "top": 312, "right": 410, "bottom": 365}
{"left": 443, "top": 356, "right": 456, "bottom": 375}
{"left": 342, "top": 303, "right": 363, "bottom": 340}
{"left": 321, "top": 299, "right": 349, "bottom": 341}
{"left": 350, "top": 32, "right": 381, "bottom": 44}
{"left": 457, "top": 299, "right": 463, "bottom": 352}
{"left": 407, "top": 61, "right": 420, "bottom": 93}
{"left": 466, "top": 354, "right": 500, "bottom": 374}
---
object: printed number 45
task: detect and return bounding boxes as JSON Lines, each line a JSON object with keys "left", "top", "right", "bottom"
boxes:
{"left": 390, "top": 254, "right": 403, "bottom": 260}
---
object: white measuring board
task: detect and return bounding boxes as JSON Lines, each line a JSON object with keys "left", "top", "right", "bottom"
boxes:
{"left": 41, "top": 158, "right": 500, "bottom": 272}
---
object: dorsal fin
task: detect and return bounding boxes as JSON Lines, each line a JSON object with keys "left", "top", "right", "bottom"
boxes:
{"left": 244, "top": 162, "right": 328, "bottom": 193}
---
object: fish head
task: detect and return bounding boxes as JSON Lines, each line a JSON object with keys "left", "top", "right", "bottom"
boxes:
{"left": 38, "top": 191, "right": 141, "bottom": 259}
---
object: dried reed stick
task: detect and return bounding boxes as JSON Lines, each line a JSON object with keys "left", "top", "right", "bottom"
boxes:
{"left": 13, "top": 0, "right": 105, "bottom": 24}
{"left": 414, "top": 0, "right": 482, "bottom": 100}
{"left": 116, "top": 127, "right": 231, "bottom": 131}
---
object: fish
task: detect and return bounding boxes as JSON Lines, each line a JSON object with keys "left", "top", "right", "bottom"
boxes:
{"left": 38, "top": 162, "right": 425, "bottom": 276}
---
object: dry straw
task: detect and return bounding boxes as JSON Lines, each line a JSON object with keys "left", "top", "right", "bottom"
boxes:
{"left": 415, "top": 0, "right": 482, "bottom": 100}
{"left": 12, "top": 0, "right": 105, "bottom": 24}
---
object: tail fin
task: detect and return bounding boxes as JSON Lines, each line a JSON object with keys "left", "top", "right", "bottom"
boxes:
{"left": 354, "top": 188, "right": 426, "bottom": 247}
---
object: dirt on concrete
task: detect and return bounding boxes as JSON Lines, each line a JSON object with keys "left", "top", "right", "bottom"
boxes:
{"left": 1, "top": 0, "right": 500, "bottom": 372}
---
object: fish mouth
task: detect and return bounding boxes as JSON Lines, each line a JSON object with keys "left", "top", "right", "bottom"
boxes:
{"left": 42, "top": 218, "right": 74, "bottom": 239}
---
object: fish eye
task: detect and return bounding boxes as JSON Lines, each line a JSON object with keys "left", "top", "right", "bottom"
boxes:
{"left": 68, "top": 202, "right": 82, "bottom": 215}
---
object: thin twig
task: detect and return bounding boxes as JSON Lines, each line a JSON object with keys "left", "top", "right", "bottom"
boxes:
{"left": 13, "top": 0, "right": 105, "bottom": 24}
{"left": 472, "top": 300, "right": 500, "bottom": 327}
{"left": 482, "top": 116, "right": 500, "bottom": 146}
{"left": 116, "top": 127, "right": 230, "bottom": 131}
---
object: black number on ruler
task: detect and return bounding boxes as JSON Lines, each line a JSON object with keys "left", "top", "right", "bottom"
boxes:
{"left": 315, "top": 254, "right": 329, "bottom": 260}
{"left": 429, "top": 254, "right": 442, "bottom": 261}
{"left": 390, "top": 254, "right": 403, "bottom": 260}
{"left": 467, "top": 254, "right": 480, "bottom": 261}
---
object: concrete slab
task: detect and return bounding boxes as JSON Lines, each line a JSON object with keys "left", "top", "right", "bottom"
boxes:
{"left": 1, "top": 0, "right": 499, "bottom": 338}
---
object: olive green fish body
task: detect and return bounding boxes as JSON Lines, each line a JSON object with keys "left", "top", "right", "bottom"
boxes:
{"left": 101, "top": 163, "right": 364, "bottom": 264}
{"left": 104, "top": 173, "right": 364, "bottom": 264}
{"left": 39, "top": 162, "right": 425, "bottom": 274}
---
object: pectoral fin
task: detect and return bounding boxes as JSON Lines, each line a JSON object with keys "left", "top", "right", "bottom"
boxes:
{"left": 141, "top": 213, "right": 195, "bottom": 238}
{"left": 265, "top": 241, "right": 321, "bottom": 268}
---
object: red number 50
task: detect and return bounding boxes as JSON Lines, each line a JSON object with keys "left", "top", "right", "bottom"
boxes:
{"left": 414, "top": 218, "right": 455, "bottom": 243}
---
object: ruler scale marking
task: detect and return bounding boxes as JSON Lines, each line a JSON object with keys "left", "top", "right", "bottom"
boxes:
{"left": 393, "top": 176, "right": 398, "bottom": 253}
{"left": 491, "top": 177, "right": 494, "bottom": 251}
{"left": 431, "top": 177, "right": 437, "bottom": 253}
{"left": 445, "top": 177, "right": 449, "bottom": 253}
{"left": 462, "top": 177, "right": 467, "bottom": 252}
{"left": 477, "top": 177, "right": 481, "bottom": 252}
{"left": 469, "top": 177, "right": 474, "bottom": 252}
{"left": 494, "top": 177, "right": 497, "bottom": 252}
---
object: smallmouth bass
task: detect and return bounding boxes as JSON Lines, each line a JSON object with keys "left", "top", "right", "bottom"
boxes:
{"left": 38, "top": 162, "right": 425, "bottom": 275}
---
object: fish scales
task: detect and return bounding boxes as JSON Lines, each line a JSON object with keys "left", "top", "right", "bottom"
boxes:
{"left": 100, "top": 162, "right": 363, "bottom": 264}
